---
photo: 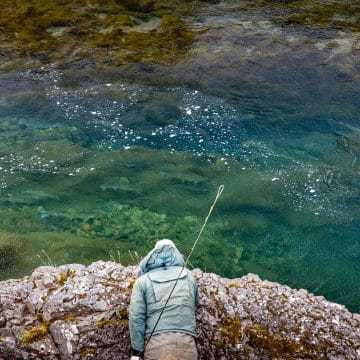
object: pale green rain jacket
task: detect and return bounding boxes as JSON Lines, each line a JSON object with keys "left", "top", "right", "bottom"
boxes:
{"left": 129, "top": 241, "right": 198, "bottom": 352}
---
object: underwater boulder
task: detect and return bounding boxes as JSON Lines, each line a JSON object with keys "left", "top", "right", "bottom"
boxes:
{"left": 199, "top": 0, "right": 220, "bottom": 3}
{"left": 121, "top": 0, "right": 155, "bottom": 12}
{"left": 0, "top": 232, "right": 24, "bottom": 271}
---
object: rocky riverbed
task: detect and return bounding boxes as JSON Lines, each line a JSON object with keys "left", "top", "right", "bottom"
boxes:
{"left": 0, "top": 261, "right": 359, "bottom": 359}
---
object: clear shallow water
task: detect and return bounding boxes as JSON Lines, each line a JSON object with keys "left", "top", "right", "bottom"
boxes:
{"left": 0, "top": 3, "right": 359, "bottom": 312}
{"left": 0, "top": 70, "right": 358, "bottom": 312}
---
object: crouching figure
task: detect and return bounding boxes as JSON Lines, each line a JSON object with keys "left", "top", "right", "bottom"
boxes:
{"left": 129, "top": 239, "right": 198, "bottom": 360}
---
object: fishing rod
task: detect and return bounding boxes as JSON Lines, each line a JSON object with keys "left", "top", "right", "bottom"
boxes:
{"left": 144, "top": 184, "right": 224, "bottom": 350}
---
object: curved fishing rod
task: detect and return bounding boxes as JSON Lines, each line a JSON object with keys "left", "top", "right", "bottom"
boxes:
{"left": 144, "top": 184, "right": 224, "bottom": 350}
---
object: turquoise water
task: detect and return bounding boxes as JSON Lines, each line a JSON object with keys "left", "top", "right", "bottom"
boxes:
{"left": 0, "top": 3, "right": 359, "bottom": 312}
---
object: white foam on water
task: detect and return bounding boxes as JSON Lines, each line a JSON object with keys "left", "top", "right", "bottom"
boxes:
{"left": 0, "top": 73, "right": 352, "bottom": 219}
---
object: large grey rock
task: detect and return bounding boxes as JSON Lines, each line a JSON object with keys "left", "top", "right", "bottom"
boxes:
{"left": 0, "top": 261, "right": 359, "bottom": 359}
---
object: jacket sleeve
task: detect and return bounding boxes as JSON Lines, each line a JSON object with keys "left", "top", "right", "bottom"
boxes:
{"left": 129, "top": 278, "right": 147, "bottom": 352}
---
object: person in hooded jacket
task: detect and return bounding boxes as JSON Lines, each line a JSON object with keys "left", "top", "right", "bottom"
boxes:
{"left": 129, "top": 239, "right": 198, "bottom": 360}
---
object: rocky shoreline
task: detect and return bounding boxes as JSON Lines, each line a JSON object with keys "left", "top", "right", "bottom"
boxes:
{"left": 0, "top": 261, "right": 359, "bottom": 359}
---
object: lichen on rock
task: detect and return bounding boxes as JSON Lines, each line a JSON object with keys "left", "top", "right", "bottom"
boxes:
{"left": 20, "top": 321, "right": 51, "bottom": 346}
{"left": 0, "top": 261, "right": 359, "bottom": 359}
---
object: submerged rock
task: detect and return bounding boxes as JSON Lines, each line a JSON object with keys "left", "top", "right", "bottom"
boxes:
{"left": 0, "top": 233, "right": 25, "bottom": 272}
{"left": 0, "top": 261, "right": 358, "bottom": 359}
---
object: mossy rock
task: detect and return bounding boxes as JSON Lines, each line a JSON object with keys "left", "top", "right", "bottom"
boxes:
{"left": 1, "top": 0, "right": 358, "bottom": 70}
{"left": 0, "top": 0, "right": 210, "bottom": 67}
{"left": 219, "top": 317, "right": 242, "bottom": 345}
{"left": 97, "top": 308, "right": 128, "bottom": 329}
{"left": 105, "top": 14, "right": 199, "bottom": 63}
{"left": 242, "top": 0, "right": 360, "bottom": 31}
{"left": 20, "top": 321, "right": 51, "bottom": 346}
{"left": 101, "top": 14, "right": 138, "bottom": 28}
{"left": 243, "top": 323, "right": 325, "bottom": 358}
{"left": 283, "top": 3, "right": 360, "bottom": 31}
{"left": 57, "top": 269, "right": 77, "bottom": 286}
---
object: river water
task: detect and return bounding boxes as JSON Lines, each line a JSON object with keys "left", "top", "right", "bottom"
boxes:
{"left": 0, "top": 1, "right": 359, "bottom": 312}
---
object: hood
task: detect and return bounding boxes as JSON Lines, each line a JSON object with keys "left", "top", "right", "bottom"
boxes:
{"left": 139, "top": 239, "right": 185, "bottom": 275}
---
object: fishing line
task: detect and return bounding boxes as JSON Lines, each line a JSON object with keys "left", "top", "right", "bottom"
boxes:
{"left": 144, "top": 184, "right": 224, "bottom": 350}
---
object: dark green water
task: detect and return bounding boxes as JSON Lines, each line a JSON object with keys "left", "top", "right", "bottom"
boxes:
{"left": 0, "top": 2, "right": 359, "bottom": 312}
